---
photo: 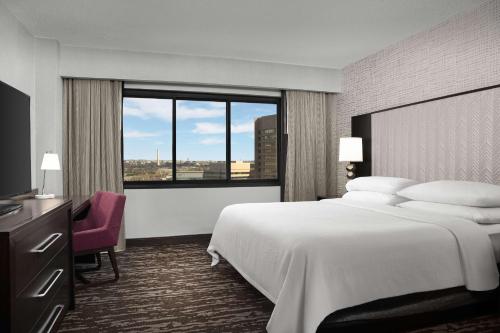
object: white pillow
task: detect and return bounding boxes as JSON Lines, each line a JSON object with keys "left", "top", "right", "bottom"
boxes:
{"left": 398, "top": 201, "right": 500, "bottom": 224}
{"left": 345, "top": 176, "right": 418, "bottom": 195}
{"left": 342, "top": 191, "right": 409, "bottom": 206}
{"left": 397, "top": 180, "right": 500, "bottom": 208}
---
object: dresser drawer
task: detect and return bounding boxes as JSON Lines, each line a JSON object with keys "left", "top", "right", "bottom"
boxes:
{"left": 31, "top": 282, "right": 69, "bottom": 333}
{"left": 13, "top": 248, "right": 69, "bottom": 333}
{"left": 13, "top": 206, "right": 69, "bottom": 294}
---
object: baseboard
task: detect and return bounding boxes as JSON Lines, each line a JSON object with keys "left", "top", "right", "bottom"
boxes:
{"left": 126, "top": 234, "right": 212, "bottom": 247}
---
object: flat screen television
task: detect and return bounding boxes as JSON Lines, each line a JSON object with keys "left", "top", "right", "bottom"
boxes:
{"left": 0, "top": 81, "right": 31, "bottom": 199}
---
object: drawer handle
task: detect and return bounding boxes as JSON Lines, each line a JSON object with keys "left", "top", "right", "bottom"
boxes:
{"left": 35, "top": 269, "right": 64, "bottom": 298}
{"left": 31, "top": 233, "right": 63, "bottom": 253}
{"left": 37, "top": 304, "right": 64, "bottom": 333}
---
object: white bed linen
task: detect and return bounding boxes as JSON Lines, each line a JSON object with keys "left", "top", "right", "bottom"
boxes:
{"left": 342, "top": 191, "right": 408, "bottom": 205}
{"left": 207, "top": 199, "right": 498, "bottom": 333}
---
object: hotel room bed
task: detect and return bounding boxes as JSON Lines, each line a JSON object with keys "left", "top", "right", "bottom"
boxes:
{"left": 207, "top": 199, "right": 499, "bottom": 333}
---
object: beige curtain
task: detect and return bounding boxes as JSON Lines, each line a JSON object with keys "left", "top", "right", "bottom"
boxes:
{"left": 63, "top": 78, "right": 125, "bottom": 250}
{"left": 284, "top": 91, "right": 337, "bottom": 201}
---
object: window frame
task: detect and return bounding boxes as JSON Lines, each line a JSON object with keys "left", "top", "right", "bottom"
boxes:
{"left": 122, "top": 88, "right": 283, "bottom": 189}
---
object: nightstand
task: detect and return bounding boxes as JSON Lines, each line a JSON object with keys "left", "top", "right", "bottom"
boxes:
{"left": 317, "top": 195, "right": 339, "bottom": 201}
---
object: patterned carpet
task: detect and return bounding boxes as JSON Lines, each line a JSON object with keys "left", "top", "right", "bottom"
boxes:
{"left": 59, "top": 241, "right": 500, "bottom": 333}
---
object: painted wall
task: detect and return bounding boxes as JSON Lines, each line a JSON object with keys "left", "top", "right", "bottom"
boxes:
{"left": 59, "top": 45, "right": 341, "bottom": 93}
{"left": 0, "top": 4, "right": 64, "bottom": 194}
{"left": 3, "top": 10, "right": 334, "bottom": 239}
{"left": 124, "top": 186, "right": 280, "bottom": 239}
{"left": 0, "top": 1, "right": 36, "bottom": 187}
{"left": 0, "top": 3, "right": 337, "bottom": 239}
{"left": 0, "top": 2, "right": 34, "bottom": 97}
{"left": 57, "top": 46, "right": 327, "bottom": 238}
{"left": 335, "top": 0, "right": 500, "bottom": 195}
{"left": 0, "top": 3, "right": 285, "bottom": 240}
{"left": 34, "top": 38, "right": 63, "bottom": 196}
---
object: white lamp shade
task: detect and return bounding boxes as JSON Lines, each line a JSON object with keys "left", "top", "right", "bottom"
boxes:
{"left": 40, "top": 153, "right": 61, "bottom": 170}
{"left": 338, "top": 137, "right": 363, "bottom": 162}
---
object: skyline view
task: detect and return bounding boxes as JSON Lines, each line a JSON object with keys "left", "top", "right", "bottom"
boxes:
{"left": 123, "top": 98, "right": 277, "bottom": 162}
{"left": 123, "top": 97, "right": 278, "bottom": 182}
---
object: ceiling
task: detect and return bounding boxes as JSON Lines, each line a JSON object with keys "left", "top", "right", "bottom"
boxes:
{"left": 3, "top": 0, "right": 486, "bottom": 69}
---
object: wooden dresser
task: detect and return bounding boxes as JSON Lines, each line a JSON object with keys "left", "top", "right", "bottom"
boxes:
{"left": 0, "top": 198, "right": 74, "bottom": 333}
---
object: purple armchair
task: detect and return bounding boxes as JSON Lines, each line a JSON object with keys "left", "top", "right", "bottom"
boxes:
{"left": 73, "top": 191, "right": 126, "bottom": 284}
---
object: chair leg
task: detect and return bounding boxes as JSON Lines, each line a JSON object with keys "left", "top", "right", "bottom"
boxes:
{"left": 108, "top": 247, "right": 120, "bottom": 281}
{"left": 76, "top": 253, "right": 103, "bottom": 273}
{"left": 75, "top": 270, "right": 90, "bottom": 284}
{"left": 96, "top": 252, "right": 102, "bottom": 270}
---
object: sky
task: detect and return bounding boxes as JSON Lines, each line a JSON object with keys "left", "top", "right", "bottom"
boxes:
{"left": 123, "top": 97, "right": 277, "bottom": 161}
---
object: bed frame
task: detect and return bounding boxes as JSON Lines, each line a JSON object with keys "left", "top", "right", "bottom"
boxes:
{"left": 351, "top": 83, "right": 500, "bottom": 183}
{"left": 318, "top": 286, "right": 498, "bottom": 332}
{"left": 325, "top": 83, "right": 500, "bottom": 332}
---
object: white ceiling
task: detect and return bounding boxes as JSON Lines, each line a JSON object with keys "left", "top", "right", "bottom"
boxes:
{"left": 3, "top": 0, "right": 486, "bottom": 69}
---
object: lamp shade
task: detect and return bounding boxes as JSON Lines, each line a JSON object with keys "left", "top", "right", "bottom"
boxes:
{"left": 338, "top": 137, "right": 363, "bottom": 162}
{"left": 40, "top": 153, "right": 61, "bottom": 170}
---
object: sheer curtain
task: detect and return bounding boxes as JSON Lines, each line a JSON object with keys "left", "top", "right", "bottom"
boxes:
{"left": 63, "top": 78, "right": 125, "bottom": 250}
{"left": 284, "top": 90, "right": 337, "bottom": 201}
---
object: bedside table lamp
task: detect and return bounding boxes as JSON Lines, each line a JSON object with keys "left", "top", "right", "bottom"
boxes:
{"left": 339, "top": 137, "right": 363, "bottom": 179}
{"left": 35, "top": 152, "right": 61, "bottom": 199}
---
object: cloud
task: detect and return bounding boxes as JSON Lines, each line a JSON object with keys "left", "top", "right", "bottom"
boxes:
{"left": 123, "top": 98, "right": 172, "bottom": 121}
{"left": 200, "top": 138, "right": 225, "bottom": 145}
{"left": 192, "top": 120, "right": 255, "bottom": 135}
{"left": 231, "top": 121, "right": 254, "bottom": 133}
{"left": 177, "top": 103, "right": 225, "bottom": 120}
{"left": 193, "top": 122, "right": 226, "bottom": 134}
{"left": 124, "top": 130, "right": 163, "bottom": 138}
{"left": 124, "top": 98, "right": 226, "bottom": 121}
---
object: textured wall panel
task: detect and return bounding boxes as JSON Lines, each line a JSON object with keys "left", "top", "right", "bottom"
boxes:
{"left": 336, "top": 0, "right": 500, "bottom": 194}
{"left": 372, "top": 87, "right": 500, "bottom": 184}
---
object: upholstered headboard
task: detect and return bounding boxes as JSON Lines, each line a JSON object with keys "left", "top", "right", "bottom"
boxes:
{"left": 352, "top": 84, "right": 500, "bottom": 184}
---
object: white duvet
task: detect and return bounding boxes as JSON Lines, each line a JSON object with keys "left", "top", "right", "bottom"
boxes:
{"left": 207, "top": 199, "right": 499, "bottom": 333}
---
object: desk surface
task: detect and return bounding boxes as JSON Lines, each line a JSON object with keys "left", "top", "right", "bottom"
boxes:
{"left": 0, "top": 196, "right": 91, "bottom": 232}
{"left": 0, "top": 198, "right": 72, "bottom": 233}
{"left": 70, "top": 196, "right": 91, "bottom": 219}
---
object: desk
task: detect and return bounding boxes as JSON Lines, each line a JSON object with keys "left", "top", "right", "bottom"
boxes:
{"left": 70, "top": 196, "right": 91, "bottom": 220}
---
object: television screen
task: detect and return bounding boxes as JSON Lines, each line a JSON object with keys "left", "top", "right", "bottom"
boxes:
{"left": 0, "top": 81, "right": 31, "bottom": 198}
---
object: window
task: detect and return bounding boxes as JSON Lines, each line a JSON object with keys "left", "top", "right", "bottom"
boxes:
{"left": 122, "top": 90, "right": 281, "bottom": 188}
{"left": 176, "top": 100, "right": 226, "bottom": 180}
{"left": 123, "top": 97, "right": 173, "bottom": 182}
{"left": 230, "top": 102, "right": 277, "bottom": 180}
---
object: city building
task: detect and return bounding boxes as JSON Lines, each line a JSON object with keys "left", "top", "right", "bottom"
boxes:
{"left": 254, "top": 115, "right": 277, "bottom": 179}
{"left": 231, "top": 161, "right": 252, "bottom": 179}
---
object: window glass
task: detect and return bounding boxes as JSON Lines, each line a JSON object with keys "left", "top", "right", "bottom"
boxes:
{"left": 123, "top": 97, "right": 173, "bottom": 181}
{"left": 176, "top": 100, "right": 226, "bottom": 180}
{"left": 122, "top": 92, "right": 280, "bottom": 187}
{"left": 230, "top": 102, "right": 278, "bottom": 180}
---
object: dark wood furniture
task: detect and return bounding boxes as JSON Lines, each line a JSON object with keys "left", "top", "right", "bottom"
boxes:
{"left": 71, "top": 196, "right": 91, "bottom": 220}
{"left": 317, "top": 195, "right": 339, "bottom": 201}
{"left": 0, "top": 198, "right": 74, "bottom": 333}
{"left": 351, "top": 114, "right": 371, "bottom": 178}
